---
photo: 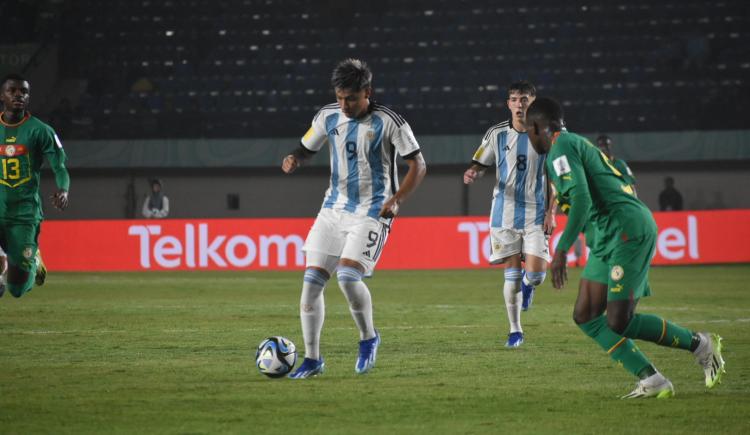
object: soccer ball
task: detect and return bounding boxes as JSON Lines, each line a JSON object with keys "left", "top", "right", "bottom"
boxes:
{"left": 255, "top": 336, "right": 297, "bottom": 378}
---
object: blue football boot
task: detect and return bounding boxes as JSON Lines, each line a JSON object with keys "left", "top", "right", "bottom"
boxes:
{"left": 355, "top": 330, "right": 381, "bottom": 374}
{"left": 505, "top": 331, "right": 524, "bottom": 348}
{"left": 288, "top": 357, "right": 325, "bottom": 379}
{"left": 521, "top": 271, "right": 535, "bottom": 311}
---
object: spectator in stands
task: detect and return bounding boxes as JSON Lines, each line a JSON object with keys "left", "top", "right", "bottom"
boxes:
{"left": 142, "top": 179, "right": 170, "bottom": 218}
{"left": 659, "top": 176, "right": 683, "bottom": 211}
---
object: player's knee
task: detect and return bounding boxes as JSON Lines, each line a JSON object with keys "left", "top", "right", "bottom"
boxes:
{"left": 606, "top": 313, "right": 631, "bottom": 335}
{"left": 573, "top": 307, "right": 591, "bottom": 325}
{"left": 303, "top": 268, "right": 330, "bottom": 287}
{"left": 337, "top": 266, "right": 363, "bottom": 286}
{"left": 504, "top": 267, "right": 522, "bottom": 284}
{"left": 525, "top": 271, "right": 546, "bottom": 286}
{"left": 7, "top": 279, "right": 33, "bottom": 298}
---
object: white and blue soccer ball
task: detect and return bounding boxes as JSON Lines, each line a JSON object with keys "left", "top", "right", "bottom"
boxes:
{"left": 255, "top": 336, "right": 297, "bottom": 378}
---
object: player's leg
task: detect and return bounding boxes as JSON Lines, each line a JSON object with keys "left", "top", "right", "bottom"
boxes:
{"left": 574, "top": 254, "right": 672, "bottom": 398}
{"left": 489, "top": 227, "right": 526, "bottom": 347}
{"left": 520, "top": 228, "right": 551, "bottom": 311}
{"left": 606, "top": 235, "right": 725, "bottom": 388}
{"left": 289, "top": 210, "right": 342, "bottom": 379}
{"left": 338, "top": 216, "right": 387, "bottom": 374}
{"left": 0, "top": 247, "right": 7, "bottom": 298}
{"left": 5, "top": 223, "right": 39, "bottom": 298}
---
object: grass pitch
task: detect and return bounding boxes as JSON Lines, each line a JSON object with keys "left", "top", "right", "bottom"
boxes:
{"left": 1, "top": 266, "right": 749, "bottom": 434}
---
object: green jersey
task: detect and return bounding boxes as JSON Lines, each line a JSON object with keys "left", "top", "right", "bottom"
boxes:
{"left": 612, "top": 158, "right": 636, "bottom": 186}
{"left": 546, "top": 131, "right": 654, "bottom": 260}
{"left": 0, "top": 113, "right": 69, "bottom": 223}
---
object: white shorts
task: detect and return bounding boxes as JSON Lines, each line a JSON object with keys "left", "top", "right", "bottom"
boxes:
{"left": 303, "top": 208, "right": 390, "bottom": 276}
{"left": 489, "top": 227, "right": 551, "bottom": 265}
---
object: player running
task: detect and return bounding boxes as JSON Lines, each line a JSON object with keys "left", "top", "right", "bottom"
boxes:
{"left": 0, "top": 74, "right": 69, "bottom": 298}
{"left": 463, "top": 81, "right": 555, "bottom": 348}
{"left": 281, "top": 59, "right": 427, "bottom": 378}
{"left": 526, "top": 97, "right": 725, "bottom": 399}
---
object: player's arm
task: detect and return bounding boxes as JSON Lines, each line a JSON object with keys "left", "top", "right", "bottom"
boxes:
{"left": 282, "top": 143, "right": 317, "bottom": 174}
{"left": 283, "top": 115, "right": 328, "bottom": 174}
{"left": 543, "top": 173, "right": 557, "bottom": 234}
{"left": 463, "top": 162, "right": 489, "bottom": 184}
{"left": 464, "top": 131, "right": 496, "bottom": 184}
{"left": 42, "top": 130, "right": 70, "bottom": 210}
{"left": 379, "top": 151, "right": 426, "bottom": 219}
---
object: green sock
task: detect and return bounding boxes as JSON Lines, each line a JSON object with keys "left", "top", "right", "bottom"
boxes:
{"left": 578, "top": 315, "right": 653, "bottom": 377}
{"left": 621, "top": 313, "right": 694, "bottom": 351}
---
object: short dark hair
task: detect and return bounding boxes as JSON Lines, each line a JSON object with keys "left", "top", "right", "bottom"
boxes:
{"left": 526, "top": 97, "right": 564, "bottom": 131}
{"left": 596, "top": 135, "right": 612, "bottom": 146}
{"left": 331, "top": 58, "right": 372, "bottom": 91}
{"left": 1, "top": 73, "right": 27, "bottom": 89}
{"left": 508, "top": 80, "right": 536, "bottom": 98}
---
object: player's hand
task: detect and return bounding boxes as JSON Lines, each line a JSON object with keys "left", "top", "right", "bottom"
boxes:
{"left": 550, "top": 249, "right": 567, "bottom": 289}
{"left": 51, "top": 189, "right": 69, "bottom": 211}
{"left": 282, "top": 155, "right": 299, "bottom": 174}
{"left": 543, "top": 211, "right": 557, "bottom": 235}
{"left": 378, "top": 197, "right": 400, "bottom": 219}
{"left": 463, "top": 168, "right": 479, "bottom": 184}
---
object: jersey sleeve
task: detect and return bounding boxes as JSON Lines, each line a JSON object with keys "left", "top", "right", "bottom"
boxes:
{"left": 547, "top": 140, "right": 592, "bottom": 254}
{"left": 300, "top": 109, "right": 329, "bottom": 152}
{"left": 471, "top": 128, "right": 497, "bottom": 167}
{"left": 391, "top": 121, "right": 421, "bottom": 158}
{"left": 39, "top": 126, "right": 71, "bottom": 191}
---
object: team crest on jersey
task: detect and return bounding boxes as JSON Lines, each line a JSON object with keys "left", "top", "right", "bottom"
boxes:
{"left": 5, "top": 145, "right": 15, "bottom": 156}
{"left": 366, "top": 130, "right": 375, "bottom": 140}
{"left": 552, "top": 155, "right": 571, "bottom": 176}
{"left": 610, "top": 265, "right": 624, "bottom": 281}
{"left": 23, "top": 247, "right": 33, "bottom": 259}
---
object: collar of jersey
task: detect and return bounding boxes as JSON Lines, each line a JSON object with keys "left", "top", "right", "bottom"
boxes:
{"left": 0, "top": 112, "right": 31, "bottom": 127}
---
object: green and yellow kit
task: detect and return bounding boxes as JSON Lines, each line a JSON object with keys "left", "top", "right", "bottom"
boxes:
{"left": 546, "top": 131, "right": 654, "bottom": 301}
{"left": 0, "top": 112, "right": 69, "bottom": 272}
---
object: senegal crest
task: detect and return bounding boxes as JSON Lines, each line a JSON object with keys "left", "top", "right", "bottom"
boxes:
{"left": 610, "top": 265, "right": 624, "bottom": 281}
{"left": 5, "top": 145, "right": 15, "bottom": 156}
{"left": 23, "top": 247, "right": 33, "bottom": 259}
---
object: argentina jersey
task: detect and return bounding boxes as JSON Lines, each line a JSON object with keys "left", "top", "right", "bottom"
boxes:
{"left": 301, "top": 102, "right": 421, "bottom": 221}
{"left": 472, "top": 120, "right": 546, "bottom": 230}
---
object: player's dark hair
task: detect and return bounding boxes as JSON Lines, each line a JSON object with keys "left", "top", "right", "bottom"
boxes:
{"left": 596, "top": 135, "right": 612, "bottom": 146}
{"left": 331, "top": 58, "right": 372, "bottom": 91}
{"left": 508, "top": 80, "right": 536, "bottom": 97}
{"left": 1, "top": 73, "right": 27, "bottom": 89}
{"left": 526, "top": 97, "right": 564, "bottom": 131}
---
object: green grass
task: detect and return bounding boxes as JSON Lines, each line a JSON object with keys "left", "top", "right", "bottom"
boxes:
{"left": 1, "top": 266, "right": 749, "bottom": 434}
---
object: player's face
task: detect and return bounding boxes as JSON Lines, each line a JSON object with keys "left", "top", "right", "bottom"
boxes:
{"left": 0, "top": 79, "right": 30, "bottom": 114}
{"left": 335, "top": 87, "right": 371, "bottom": 119}
{"left": 507, "top": 91, "right": 535, "bottom": 125}
{"left": 526, "top": 118, "right": 552, "bottom": 155}
{"left": 596, "top": 141, "right": 612, "bottom": 158}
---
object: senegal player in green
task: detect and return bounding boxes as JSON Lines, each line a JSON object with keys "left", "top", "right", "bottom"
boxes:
{"left": 0, "top": 74, "right": 69, "bottom": 298}
{"left": 526, "top": 97, "right": 725, "bottom": 399}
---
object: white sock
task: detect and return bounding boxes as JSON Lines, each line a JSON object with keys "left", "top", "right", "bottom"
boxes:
{"left": 337, "top": 266, "right": 376, "bottom": 340}
{"left": 300, "top": 269, "right": 328, "bottom": 360}
{"left": 504, "top": 268, "right": 523, "bottom": 333}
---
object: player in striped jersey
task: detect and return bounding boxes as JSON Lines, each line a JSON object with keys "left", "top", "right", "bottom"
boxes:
{"left": 282, "top": 59, "right": 426, "bottom": 378}
{"left": 463, "top": 81, "right": 556, "bottom": 348}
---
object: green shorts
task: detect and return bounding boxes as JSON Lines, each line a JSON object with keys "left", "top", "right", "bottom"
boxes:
{"left": 581, "top": 252, "right": 608, "bottom": 284}
{"left": 0, "top": 221, "right": 40, "bottom": 272}
{"left": 606, "top": 233, "right": 654, "bottom": 302}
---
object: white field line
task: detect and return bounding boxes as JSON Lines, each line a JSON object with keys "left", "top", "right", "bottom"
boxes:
{"left": 7, "top": 318, "right": 750, "bottom": 336}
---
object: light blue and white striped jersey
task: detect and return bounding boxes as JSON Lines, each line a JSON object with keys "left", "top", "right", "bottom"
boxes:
{"left": 472, "top": 120, "right": 547, "bottom": 230}
{"left": 301, "top": 102, "right": 421, "bottom": 220}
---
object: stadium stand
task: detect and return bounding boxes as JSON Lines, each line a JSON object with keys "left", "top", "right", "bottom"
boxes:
{"left": 13, "top": 0, "right": 750, "bottom": 138}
